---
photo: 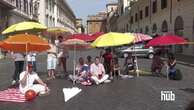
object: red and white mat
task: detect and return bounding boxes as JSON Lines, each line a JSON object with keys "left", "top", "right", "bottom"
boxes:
{"left": 0, "top": 88, "right": 26, "bottom": 103}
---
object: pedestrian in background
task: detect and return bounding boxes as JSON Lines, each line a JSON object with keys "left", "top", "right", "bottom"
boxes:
{"left": 11, "top": 52, "right": 25, "bottom": 85}
{"left": 56, "top": 36, "right": 69, "bottom": 76}
{"left": 27, "top": 52, "right": 37, "bottom": 72}
{"left": 47, "top": 43, "right": 57, "bottom": 80}
{"left": 102, "top": 48, "right": 113, "bottom": 77}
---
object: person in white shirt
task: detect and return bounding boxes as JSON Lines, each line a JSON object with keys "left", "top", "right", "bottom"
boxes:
{"left": 12, "top": 52, "right": 25, "bottom": 85}
{"left": 90, "top": 57, "right": 109, "bottom": 85}
{"left": 47, "top": 44, "right": 57, "bottom": 80}
{"left": 19, "top": 64, "right": 49, "bottom": 95}
{"left": 27, "top": 52, "right": 37, "bottom": 72}
{"left": 56, "top": 36, "right": 69, "bottom": 75}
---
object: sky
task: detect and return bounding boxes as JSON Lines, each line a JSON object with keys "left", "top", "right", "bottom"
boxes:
{"left": 66, "top": 0, "right": 117, "bottom": 25}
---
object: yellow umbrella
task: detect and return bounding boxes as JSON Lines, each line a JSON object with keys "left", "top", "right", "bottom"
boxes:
{"left": 2, "top": 21, "right": 47, "bottom": 35}
{"left": 47, "top": 27, "right": 69, "bottom": 33}
{"left": 91, "top": 32, "right": 135, "bottom": 47}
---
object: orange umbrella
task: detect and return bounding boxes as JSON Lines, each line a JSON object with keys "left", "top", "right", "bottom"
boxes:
{"left": 0, "top": 34, "right": 50, "bottom": 52}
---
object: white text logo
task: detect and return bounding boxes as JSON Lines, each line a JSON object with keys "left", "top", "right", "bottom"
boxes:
{"left": 161, "top": 91, "right": 175, "bottom": 101}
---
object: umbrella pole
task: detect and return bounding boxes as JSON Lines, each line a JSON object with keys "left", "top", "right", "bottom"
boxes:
{"left": 26, "top": 43, "right": 28, "bottom": 71}
{"left": 73, "top": 44, "right": 76, "bottom": 85}
{"left": 133, "top": 43, "right": 139, "bottom": 77}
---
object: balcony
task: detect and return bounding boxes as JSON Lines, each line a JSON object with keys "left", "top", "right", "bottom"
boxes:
{"left": 0, "top": 0, "right": 16, "bottom": 9}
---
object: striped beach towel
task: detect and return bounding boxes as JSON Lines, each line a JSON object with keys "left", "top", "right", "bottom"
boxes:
{"left": 0, "top": 88, "right": 26, "bottom": 102}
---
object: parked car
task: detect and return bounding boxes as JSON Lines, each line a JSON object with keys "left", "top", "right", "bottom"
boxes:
{"left": 116, "top": 44, "right": 154, "bottom": 59}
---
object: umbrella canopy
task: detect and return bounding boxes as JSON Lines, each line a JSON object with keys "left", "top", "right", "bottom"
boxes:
{"left": 0, "top": 34, "right": 50, "bottom": 52}
{"left": 146, "top": 35, "right": 187, "bottom": 47}
{"left": 132, "top": 33, "right": 152, "bottom": 43}
{"left": 2, "top": 21, "right": 47, "bottom": 35}
{"left": 89, "top": 32, "right": 104, "bottom": 41}
{"left": 91, "top": 32, "right": 135, "bottom": 47}
{"left": 47, "top": 27, "right": 69, "bottom": 33}
{"left": 68, "top": 34, "right": 92, "bottom": 42}
{"left": 62, "top": 38, "right": 91, "bottom": 50}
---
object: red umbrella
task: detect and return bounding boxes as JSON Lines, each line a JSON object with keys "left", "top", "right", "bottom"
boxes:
{"left": 146, "top": 35, "right": 187, "bottom": 47}
{"left": 68, "top": 34, "right": 92, "bottom": 42}
{"left": 90, "top": 32, "right": 104, "bottom": 41}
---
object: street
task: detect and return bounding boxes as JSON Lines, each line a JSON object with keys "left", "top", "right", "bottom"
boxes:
{"left": 0, "top": 49, "right": 194, "bottom": 110}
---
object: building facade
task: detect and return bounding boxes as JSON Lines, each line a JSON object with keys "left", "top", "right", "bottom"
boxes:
{"left": 107, "top": 0, "right": 194, "bottom": 56}
{"left": 128, "top": 0, "right": 194, "bottom": 56}
{"left": 87, "top": 12, "right": 107, "bottom": 34}
{"left": 0, "top": 0, "right": 39, "bottom": 33}
{"left": 76, "top": 18, "right": 85, "bottom": 33}
{"left": 106, "top": 3, "right": 118, "bottom": 32}
{"left": 38, "top": 0, "right": 77, "bottom": 33}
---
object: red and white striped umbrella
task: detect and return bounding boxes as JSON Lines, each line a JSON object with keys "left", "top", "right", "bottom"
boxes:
{"left": 132, "top": 33, "right": 152, "bottom": 43}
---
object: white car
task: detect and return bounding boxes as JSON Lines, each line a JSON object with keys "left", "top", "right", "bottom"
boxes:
{"left": 120, "top": 44, "right": 154, "bottom": 59}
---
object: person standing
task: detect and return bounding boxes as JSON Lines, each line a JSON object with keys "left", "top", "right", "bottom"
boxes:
{"left": 47, "top": 44, "right": 57, "bottom": 80}
{"left": 27, "top": 52, "right": 37, "bottom": 72}
{"left": 56, "top": 36, "right": 69, "bottom": 75}
{"left": 12, "top": 52, "right": 25, "bottom": 85}
{"left": 102, "top": 48, "right": 113, "bottom": 77}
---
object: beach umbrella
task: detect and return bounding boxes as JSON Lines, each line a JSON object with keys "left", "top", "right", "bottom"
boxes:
{"left": 132, "top": 33, "right": 152, "bottom": 43}
{"left": 0, "top": 34, "right": 50, "bottom": 52}
{"left": 68, "top": 34, "right": 92, "bottom": 42}
{"left": 91, "top": 32, "right": 135, "bottom": 47}
{"left": 89, "top": 32, "right": 104, "bottom": 42}
{"left": 61, "top": 39, "right": 91, "bottom": 85}
{"left": 2, "top": 21, "right": 47, "bottom": 35}
{"left": 0, "top": 34, "right": 50, "bottom": 71}
{"left": 146, "top": 35, "right": 187, "bottom": 47}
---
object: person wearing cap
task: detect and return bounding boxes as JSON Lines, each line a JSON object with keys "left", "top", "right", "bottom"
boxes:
{"left": 19, "top": 64, "right": 49, "bottom": 95}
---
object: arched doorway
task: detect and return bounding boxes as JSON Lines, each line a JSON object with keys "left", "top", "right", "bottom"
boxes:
{"left": 161, "top": 20, "right": 168, "bottom": 33}
{"left": 145, "top": 26, "right": 149, "bottom": 34}
{"left": 174, "top": 16, "right": 184, "bottom": 53}
{"left": 152, "top": 23, "right": 157, "bottom": 34}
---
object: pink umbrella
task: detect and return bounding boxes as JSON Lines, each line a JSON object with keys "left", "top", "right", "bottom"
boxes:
{"left": 132, "top": 33, "right": 152, "bottom": 43}
{"left": 146, "top": 35, "right": 187, "bottom": 47}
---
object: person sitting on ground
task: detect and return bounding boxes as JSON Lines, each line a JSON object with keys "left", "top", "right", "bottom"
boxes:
{"left": 151, "top": 51, "right": 164, "bottom": 75}
{"left": 166, "top": 53, "right": 177, "bottom": 79}
{"left": 90, "top": 57, "right": 109, "bottom": 85}
{"left": 19, "top": 64, "right": 49, "bottom": 95}
{"left": 86, "top": 55, "right": 93, "bottom": 67}
{"left": 123, "top": 53, "right": 135, "bottom": 75}
{"left": 69, "top": 57, "right": 90, "bottom": 83}
{"left": 111, "top": 57, "right": 120, "bottom": 79}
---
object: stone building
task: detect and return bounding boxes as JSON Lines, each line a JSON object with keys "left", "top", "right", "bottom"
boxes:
{"left": 128, "top": 0, "right": 194, "bottom": 56}
{"left": 87, "top": 12, "right": 107, "bottom": 34}
{"left": 38, "top": 0, "right": 77, "bottom": 33}
{"left": 76, "top": 18, "right": 85, "bottom": 33}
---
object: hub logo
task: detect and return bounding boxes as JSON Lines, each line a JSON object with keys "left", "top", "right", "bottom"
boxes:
{"left": 161, "top": 91, "right": 175, "bottom": 101}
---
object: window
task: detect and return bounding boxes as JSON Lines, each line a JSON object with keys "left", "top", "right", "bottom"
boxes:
{"left": 174, "top": 16, "right": 184, "bottom": 52}
{"left": 152, "top": 24, "right": 157, "bottom": 33}
{"left": 135, "top": 13, "right": 138, "bottom": 22}
{"left": 152, "top": 0, "right": 157, "bottom": 14}
{"left": 130, "top": 16, "right": 133, "bottom": 24}
{"left": 161, "top": 0, "right": 167, "bottom": 9}
{"left": 140, "top": 10, "right": 143, "bottom": 20}
{"left": 145, "top": 26, "right": 149, "bottom": 34}
{"left": 145, "top": 6, "right": 149, "bottom": 17}
{"left": 161, "top": 20, "right": 168, "bottom": 32}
